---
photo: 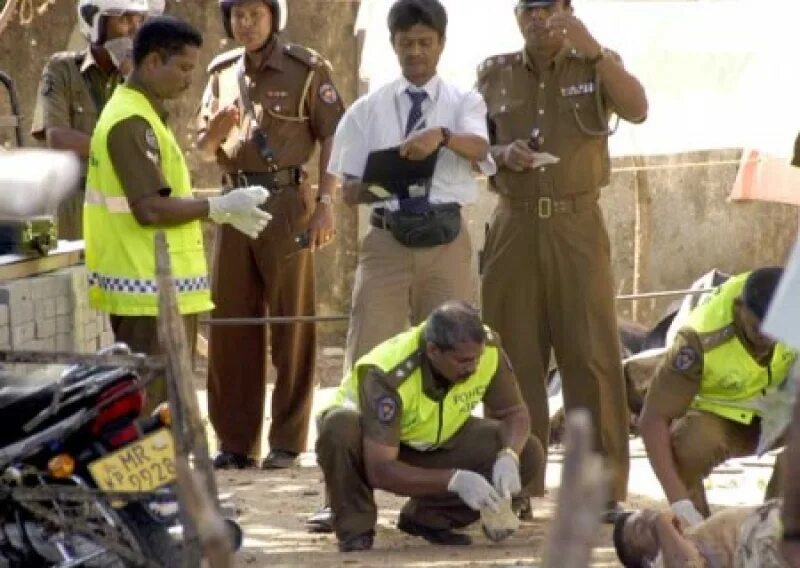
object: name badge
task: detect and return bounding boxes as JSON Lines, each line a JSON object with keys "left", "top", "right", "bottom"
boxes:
{"left": 560, "top": 82, "right": 595, "bottom": 97}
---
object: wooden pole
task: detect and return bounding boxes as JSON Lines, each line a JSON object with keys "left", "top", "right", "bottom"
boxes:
{"left": 154, "top": 232, "right": 232, "bottom": 568}
{"left": 542, "top": 410, "right": 607, "bottom": 568}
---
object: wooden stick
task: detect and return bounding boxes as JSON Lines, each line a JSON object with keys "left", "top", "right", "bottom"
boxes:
{"left": 542, "top": 409, "right": 607, "bottom": 568}
{"left": 154, "top": 232, "right": 232, "bottom": 568}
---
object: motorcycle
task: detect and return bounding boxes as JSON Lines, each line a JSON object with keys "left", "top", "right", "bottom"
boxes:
{"left": 0, "top": 344, "right": 183, "bottom": 567}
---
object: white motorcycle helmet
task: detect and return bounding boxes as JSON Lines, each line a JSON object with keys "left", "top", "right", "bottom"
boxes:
{"left": 77, "top": 0, "right": 149, "bottom": 44}
{"left": 219, "top": 0, "right": 287, "bottom": 39}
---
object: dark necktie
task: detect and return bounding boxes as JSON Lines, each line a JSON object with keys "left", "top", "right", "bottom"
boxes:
{"left": 405, "top": 89, "right": 428, "bottom": 137}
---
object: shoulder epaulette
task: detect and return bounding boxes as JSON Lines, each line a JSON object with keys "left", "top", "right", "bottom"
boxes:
{"left": 49, "top": 50, "right": 82, "bottom": 63}
{"left": 284, "top": 43, "right": 330, "bottom": 70}
{"left": 697, "top": 324, "right": 736, "bottom": 352}
{"left": 477, "top": 51, "right": 521, "bottom": 80}
{"left": 206, "top": 47, "right": 244, "bottom": 73}
{"left": 379, "top": 350, "right": 423, "bottom": 389}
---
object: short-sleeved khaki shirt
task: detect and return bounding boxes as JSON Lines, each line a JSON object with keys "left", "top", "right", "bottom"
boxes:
{"left": 358, "top": 334, "right": 526, "bottom": 447}
{"left": 105, "top": 80, "right": 171, "bottom": 206}
{"left": 31, "top": 48, "right": 121, "bottom": 151}
{"left": 198, "top": 36, "right": 344, "bottom": 174}
{"left": 477, "top": 47, "right": 638, "bottom": 198}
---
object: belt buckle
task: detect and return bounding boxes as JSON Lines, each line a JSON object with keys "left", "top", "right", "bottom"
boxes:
{"left": 538, "top": 197, "right": 552, "bottom": 219}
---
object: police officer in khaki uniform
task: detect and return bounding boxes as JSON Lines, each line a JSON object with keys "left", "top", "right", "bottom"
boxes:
{"left": 477, "top": 0, "right": 648, "bottom": 515}
{"left": 31, "top": 0, "right": 150, "bottom": 239}
{"left": 316, "top": 301, "right": 544, "bottom": 552}
{"left": 86, "top": 16, "right": 270, "bottom": 414}
{"left": 639, "top": 268, "right": 795, "bottom": 526}
{"left": 197, "top": 0, "right": 345, "bottom": 470}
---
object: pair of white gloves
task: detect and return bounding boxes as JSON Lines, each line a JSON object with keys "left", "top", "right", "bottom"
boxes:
{"left": 670, "top": 498, "right": 705, "bottom": 527}
{"left": 447, "top": 448, "right": 521, "bottom": 512}
{"left": 208, "top": 186, "right": 272, "bottom": 239}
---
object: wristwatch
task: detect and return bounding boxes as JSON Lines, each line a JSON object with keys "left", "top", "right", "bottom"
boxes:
{"left": 316, "top": 194, "right": 333, "bottom": 206}
{"left": 438, "top": 127, "right": 452, "bottom": 149}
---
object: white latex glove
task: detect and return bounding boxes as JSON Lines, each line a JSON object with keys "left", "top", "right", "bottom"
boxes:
{"left": 492, "top": 448, "right": 522, "bottom": 499}
{"left": 208, "top": 186, "right": 271, "bottom": 238}
{"left": 447, "top": 470, "right": 502, "bottom": 512}
{"left": 670, "top": 499, "right": 704, "bottom": 527}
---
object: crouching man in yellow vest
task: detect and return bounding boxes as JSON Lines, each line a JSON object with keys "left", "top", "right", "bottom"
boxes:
{"left": 639, "top": 267, "right": 797, "bottom": 527}
{"left": 315, "top": 301, "right": 545, "bottom": 552}
{"left": 84, "top": 15, "right": 271, "bottom": 412}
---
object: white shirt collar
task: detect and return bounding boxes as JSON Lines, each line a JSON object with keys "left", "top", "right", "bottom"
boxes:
{"left": 396, "top": 74, "right": 441, "bottom": 102}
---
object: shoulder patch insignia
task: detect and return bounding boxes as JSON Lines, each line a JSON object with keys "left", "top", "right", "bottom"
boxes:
{"left": 285, "top": 43, "right": 326, "bottom": 68}
{"left": 318, "top": 82, "right": 338, "bottom": 104}
{"left": 376, "top": 395, "right": 398, "bottom": 424}
{"left": 671, "top": 346, "right": 699, "bottom": 372}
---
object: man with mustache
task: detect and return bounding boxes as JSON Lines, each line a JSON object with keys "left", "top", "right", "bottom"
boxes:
{"left": 477, "top": 0, "right": 648, "bottom": 520}
{"left": 31, "top": 0, "right": 151, "bottom": 239}
{"left": 83, "top": 16, "right": 271, "bottom": 413}
{"left": 315, "top": 301, "right": 544, "bottom": 551}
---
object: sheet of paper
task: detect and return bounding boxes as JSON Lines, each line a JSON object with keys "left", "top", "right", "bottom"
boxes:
{"left": 763, "top": 239, "right": 800, "bottom": 349}
{"left": 531, "top": 152, "right": 560, "bottom": 169}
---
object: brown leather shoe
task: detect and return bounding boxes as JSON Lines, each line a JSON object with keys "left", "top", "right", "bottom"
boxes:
{"left": 261, "top": 449, "right": 299, "bottom": 470}
{"left": 338, "top": 531, "right": 374, "bottom": 552}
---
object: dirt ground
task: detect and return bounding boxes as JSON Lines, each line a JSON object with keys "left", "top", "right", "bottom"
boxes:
{"left": 192, "top": 347, "right": 777, "bottom": 567}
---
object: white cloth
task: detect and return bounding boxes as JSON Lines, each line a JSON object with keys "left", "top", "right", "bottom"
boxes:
{"left": 327, "top": 75, "right": 494, "bottom": 210}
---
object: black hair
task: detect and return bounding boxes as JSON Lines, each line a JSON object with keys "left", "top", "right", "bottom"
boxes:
{"left": 612, "top": 512, "right": 645, "bottom": 568}
{"left": 387, "top": 0, "right": 447, "bottom": 40}
{"left": 423, "top": 301, "right": 486, "bottom": 351}
{"left": 743, "top": 266, "right": 783, "bottom": 320}
{"left": 132, "top": 15, "right": 203, "bottom": 66}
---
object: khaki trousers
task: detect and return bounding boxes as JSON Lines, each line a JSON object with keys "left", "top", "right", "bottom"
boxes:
{"left": 316, "top": 408, "right": 545, "bottom": 541}
{"left": 207, "top": 188, "right": 315, "bottom": 456}
{"left": 481, "top": 198, "right": 630, "bottom": 501}
{"left": 344, "top": 222, "right": 474, "bottom": 370}
{"left": 671, "top": 410, "right": 784, "bottom": 516}
{"left": 110, "top": 314, "right": 197, "bottom": 415}
{"left": 59, "top": 189, "right": 84, "bottom": 240}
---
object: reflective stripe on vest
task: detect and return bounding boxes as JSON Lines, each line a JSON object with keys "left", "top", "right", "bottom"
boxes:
{"left": 87, "top": 272, "right": 209, "bottom": 294}
{"left": 85, "top": 188, "right": 131, "bottom": 213}
{"left": 687, "top": 273, "right": 798, "bottom": 424}
{"left": 326, "top": 323, "right": 499, "bottom": 450}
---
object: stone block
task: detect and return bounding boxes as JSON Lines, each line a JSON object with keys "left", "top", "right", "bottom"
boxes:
{"left": 56, "top": 333, "right": 75, "bottom": 352}
{"left": 30, "top": 276, "right": 57, "bottom": 300}
{"left": 0, "top": 305, "right": 8, "bottom": 326}
{"left": 56, "top": 315, "right": 73, "bottom": 335}
{"left": 35, "top": 298, "right": 57, "bottom": 321}
{"left": 9, "top": 300, "right": 34, "bottom": 325}
{"left": 11, "top": 322, "right": 35, "bottom": 347}
{"left": 55, "top": 296, "right": 71, "bottom": 316}
{"left": 35, "top": 318, "right": 56, "bottom": 340}
{"left": 0, "top": 326, "right": 10, "bottom": 348}
{"left": 0, "top": 280, "right": 30, "bottom": 306}
{"left": 84, "top": 321, "right": 98, "bottom": 341}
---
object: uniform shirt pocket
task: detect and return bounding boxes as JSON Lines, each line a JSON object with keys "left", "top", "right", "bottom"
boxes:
{"left": 487, "top": 100, "right": 525, "bottom": 144}
{"left": 557, "top": 92, "right": 606, "bottom": 138}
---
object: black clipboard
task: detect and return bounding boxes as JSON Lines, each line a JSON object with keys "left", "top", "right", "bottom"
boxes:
{"left": 362, "top": 147, "right": 439, "bottom": 198}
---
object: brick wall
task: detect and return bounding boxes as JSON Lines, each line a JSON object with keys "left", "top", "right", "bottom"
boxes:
{"left": 0, "top": 266, "right": 113, "bottom": 354}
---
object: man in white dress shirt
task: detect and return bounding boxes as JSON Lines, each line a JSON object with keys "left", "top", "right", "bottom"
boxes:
{"left": 328, "top": 0, "right": 493, "bottom": 371}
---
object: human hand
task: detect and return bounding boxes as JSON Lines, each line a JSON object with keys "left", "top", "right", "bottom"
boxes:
{"left": 669, "top": 499, "right": 704, "bottom": 527}
{"left": 491, "top": 449, "right": 522, "bottom": 499}
{"left": 399, "top": 128, "right": 444, "bottom": 161}
{"left": 208, "top": 104, "right": 241, "bottom": 141}
{"left": 306, "top": 200, "right": 335, "bottom": 250}
{"left": 546, "top": 13, "right": 601, "bottom": 59}
{"left": 208, "top": 186, "right": 271, "bottom": 238}
{"left": 502, "top": 140, "right": 538, "bottom": 172}
{"left": 448, "top": 469, "right": 503, "bottom": 512}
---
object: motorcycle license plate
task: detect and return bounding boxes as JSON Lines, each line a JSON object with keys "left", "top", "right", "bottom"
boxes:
{"left": 88, "top": 428, "right": 176, "bottom": 493}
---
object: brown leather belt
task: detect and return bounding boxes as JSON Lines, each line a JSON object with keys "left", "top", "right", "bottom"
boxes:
{"left": 499, "top": 192, "right": 599, "bottom": 219}
{"left": 223, "top": 168, "right": 303, "bottom": 190}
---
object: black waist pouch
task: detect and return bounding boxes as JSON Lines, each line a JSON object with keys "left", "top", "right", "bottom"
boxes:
{"left": 387, "top": 203, "right": 462, "bottom": 248}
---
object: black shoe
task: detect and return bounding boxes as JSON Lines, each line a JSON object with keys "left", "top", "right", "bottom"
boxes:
{"left": 261, "top": 449, "right": 299, "bottom": 470}
{"left": 305, "top": 505, "right": 334, "bottom": 533}
{"left": 397, "top": 515, "right": 472, "bottom": 546}
{"left": 338, "top": 531, "right": 374, "bottom": 552}
{"left": 601, "top": 500, "right": 625, "bottom": 524}
{"left": 212, "top": 451, "right": 256, "bottom": 470}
